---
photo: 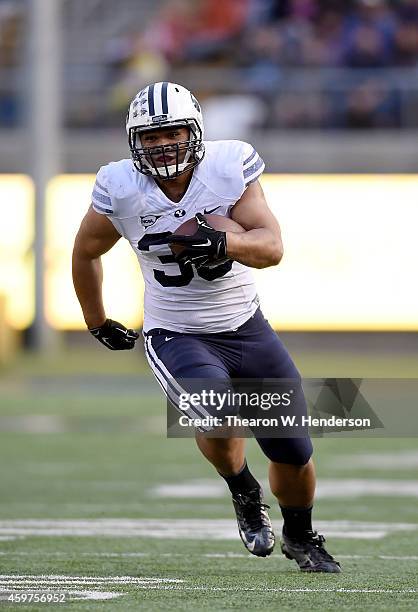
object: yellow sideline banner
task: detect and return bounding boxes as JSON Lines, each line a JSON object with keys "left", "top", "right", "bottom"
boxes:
{"left": 0, "top": 175, "right": 34, "bottom": 329}
{"left": 260, "top": 174, "right": 418, "bottom": 331}
{"left": 1, "top": 174, "right": 417, "bottom": 331}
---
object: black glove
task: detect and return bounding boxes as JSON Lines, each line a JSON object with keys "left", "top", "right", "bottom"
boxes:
{"left": 166, "top": 213, "right": 228, "bottom": 269}
{"left": 89, "top": 319, "right": 139, "bottom": 350}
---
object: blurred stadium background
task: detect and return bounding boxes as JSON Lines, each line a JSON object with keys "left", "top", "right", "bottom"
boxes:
{"left": 0, "top": 0, "right": 417, "bottom": 608}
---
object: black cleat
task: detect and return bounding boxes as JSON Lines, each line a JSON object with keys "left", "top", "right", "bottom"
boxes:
{"left": 281, "top": 529, "right": 341, "bottom": 572}
{"left": 232, "top": 487, "right": 275, "bottom": 557}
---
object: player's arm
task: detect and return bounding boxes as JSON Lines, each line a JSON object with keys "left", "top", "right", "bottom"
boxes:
{"left": 72, "top": 206, "right": 120, "bottom": 328}
{"left": 162, "top": 180, "right": 282, "bottom": 270}
{"left": 227, "top": 180, "right": 283, "bottom": 269}
{"left": 72, "top": 207, "right": 139, "bottom": 350}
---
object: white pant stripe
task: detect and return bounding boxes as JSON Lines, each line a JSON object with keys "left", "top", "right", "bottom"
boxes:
{"left": 144, "top": 336, "right": 213, "bottom": 426}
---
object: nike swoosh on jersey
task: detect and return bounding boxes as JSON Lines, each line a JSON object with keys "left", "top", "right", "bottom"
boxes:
{"left": 165, "top": 337, "right": 175, "bottom": 341}
{"left": 203, "top": 205, "right": 221, "bottom": 214}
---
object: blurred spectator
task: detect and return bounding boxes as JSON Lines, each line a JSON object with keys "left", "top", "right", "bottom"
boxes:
{"left": 143, "top": 0, "right": 251, "bottom": 64}
{"left": 340, "top": 0, "right": 397, "bottom": 67}
{"left": 143, "top": 0, "right": 196, "bottom": 63}
{"left": 2, "top": 0, "right": 418, "bottom": 130}
{"left": 73, "top": 0, "right": 418, "bottom": 130}
{"left": 0, "top": 1, "right": 23, "bottom": 68}
{"left": 246, "top": 0, "right": 283, "bottom": 24}
{"left": 343, "top": 23, "right": 393, "bottom": 67}
{"left": 288, "top": 0, "right": 319, "bottom": 20}
{"left": 313, "top": 9, "right": 345, "bottom": 63}
{"left": 397, "top": 0, "right": 418, "bottom": 23}
{"left": 238, "top": 23, "right": 283, "bottom": 69}
{"left": 344, "top": 79, "right": 400, "bottom": 128}
{"left": 183, "top": 0, "right": 251, "bottom": 63}
{"left": 0, "top": 1, "right": 24, "bottom": 126}
{"left": 105, "top": 32, "right": 168, "bottom": 120}
{"left": 394, "top": 21, "right": 418, "bottom": 66}
{"left": 272, "top": 90, "right": 331, "bottom": 128}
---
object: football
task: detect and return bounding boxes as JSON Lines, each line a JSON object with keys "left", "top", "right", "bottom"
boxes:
{"left": 170, "top": 213, "right": 245, "bottom": 257}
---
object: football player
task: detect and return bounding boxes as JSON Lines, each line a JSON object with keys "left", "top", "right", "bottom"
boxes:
{"left": 72, "top": 82, "right": 341, "bottom": 572}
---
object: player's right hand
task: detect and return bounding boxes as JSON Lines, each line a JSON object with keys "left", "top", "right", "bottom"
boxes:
{"left": 88, "top": 319, "right": 139, "bottom": 350}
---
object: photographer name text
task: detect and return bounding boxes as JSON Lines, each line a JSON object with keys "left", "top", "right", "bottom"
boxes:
{"left": 178, "top": 415, "right": 372, "bottom": 429}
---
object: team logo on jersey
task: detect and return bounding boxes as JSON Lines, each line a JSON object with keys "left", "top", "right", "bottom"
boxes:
{"left": 140, "top": 214, "right": 161, "bottom": 228}
{"left": 174, "top": 209, "right": 186, "bottom": 218}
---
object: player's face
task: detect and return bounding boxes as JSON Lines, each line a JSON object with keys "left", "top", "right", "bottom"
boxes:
{"left": 140, "top": 127, "right": 190, "bottom": 168}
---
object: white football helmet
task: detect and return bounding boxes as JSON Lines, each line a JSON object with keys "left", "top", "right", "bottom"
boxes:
{"left": 126, "top": 82, "right": 205, "bottom": 180}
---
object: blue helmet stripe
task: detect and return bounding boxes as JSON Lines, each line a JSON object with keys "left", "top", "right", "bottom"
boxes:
{"left": 148, "top": 83, "right": 155, "bottom": 115}
{"left": 161, "top": 82, "right": 168, "bottom": 114}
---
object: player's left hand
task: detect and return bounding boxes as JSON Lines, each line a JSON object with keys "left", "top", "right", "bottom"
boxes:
{"left": 166, "top": 213, "right": 227, "bottom": 268}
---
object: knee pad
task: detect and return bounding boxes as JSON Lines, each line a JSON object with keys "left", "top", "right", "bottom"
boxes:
{"left": 255, "top": 437, "right": 313, "bottom": 465}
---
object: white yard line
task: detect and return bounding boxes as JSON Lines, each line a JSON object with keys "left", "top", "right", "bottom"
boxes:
{"left": 152, "top": 478, "right": 418, "bottom": 499}
{"left": 130, "top": 586, "right": 417, "bottom": 594}
{"left": 0, "top": 575, "right": 183, "bottom": 583}
{"left": 0, "top": 518, "right": 416, "bottom": 540}
{"left": 334, "top": 451, "right": 418, "bottom": 470}
{"left": 66, "top": 591, "right": 122, "bottom": 600}
{"left": 1, "top": 551, "right": 418, "bottom": 562}
{"left": 0, "top": 576, "right": 416, "bottom": 596}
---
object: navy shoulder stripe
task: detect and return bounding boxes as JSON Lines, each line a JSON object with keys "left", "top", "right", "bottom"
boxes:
{"left": 243, "top": 148, "right": 257, "bottom": 166}
{"left": 244, "top": 157, "right": 265, "bottom": 186}
{"left": 95, "top": 178, "right": 108, "bottom": 194}
{"left": 93, "top": 203, "right": 113, "bottom": 215}
{"left": 92, "top": 189, "right": 112, "bottom": 206}
{"left": 243, "top": 156, "right": 263, "bottom": 179}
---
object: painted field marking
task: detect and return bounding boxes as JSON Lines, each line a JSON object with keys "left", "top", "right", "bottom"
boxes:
{"left": 0, "top": 575, "right": 183, "bottom": 584}
{"left": 334, "top": 451, "right": 418, "bottom": 470}
{"left": 152, "top": 478, "right": 418, "bottom": 499}
{"left": 0, "top": 519, "right": 416, "bottom": 540}
{"left": 0, "top": 576, "right": 416, "bottom": 596}
{"left": 1, "top": 552, "right": 418, "bottom": 562}
{"left": 136, "top": 586, "right": 416, "bottom": 594}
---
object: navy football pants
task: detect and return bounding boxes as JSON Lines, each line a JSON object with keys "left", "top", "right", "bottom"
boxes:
{"left": 144, "top": 308, "right": 313, "bottom": 465}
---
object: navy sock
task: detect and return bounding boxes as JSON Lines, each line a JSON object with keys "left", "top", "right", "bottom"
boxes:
{"left": 280, "top": 504, "right": 313, "bottom": 537}
{"left": 219, "top": 461, "right": 260, "bottom": 495}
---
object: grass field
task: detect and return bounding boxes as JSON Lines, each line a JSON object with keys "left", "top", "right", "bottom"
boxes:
{"left": 0, "top": 345, "right": 417, "bottom": 610}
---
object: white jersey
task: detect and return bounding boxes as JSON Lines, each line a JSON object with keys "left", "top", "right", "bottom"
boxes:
{"left": 91, "top": 140, "right": 265, "bottom": 333}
